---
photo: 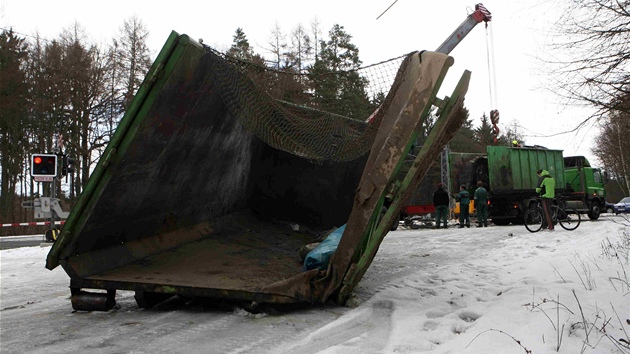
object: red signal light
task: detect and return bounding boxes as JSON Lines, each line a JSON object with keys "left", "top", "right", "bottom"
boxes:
{"left": 31, "top": 154, "right": 57, "bottom": 177}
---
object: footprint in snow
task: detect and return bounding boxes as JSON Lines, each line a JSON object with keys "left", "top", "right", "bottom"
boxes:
{"left": 458, "top": 310, "right": 482, "bottom": 322}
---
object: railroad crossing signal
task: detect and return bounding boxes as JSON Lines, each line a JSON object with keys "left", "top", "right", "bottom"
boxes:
{"left": 31, "top": 154, "right": 58, "bottom": 179}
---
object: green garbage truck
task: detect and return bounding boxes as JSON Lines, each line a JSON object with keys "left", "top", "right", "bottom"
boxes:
{"left": 450, "top": 146, "right": 606, "bottom": 225}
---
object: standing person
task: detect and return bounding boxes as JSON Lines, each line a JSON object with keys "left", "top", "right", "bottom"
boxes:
{"left": 457, "top": 185, "right": 471, "bottom": 228}
{"left": 474, "top": 181, "right": 488, "bottom": 227}
{"left": 536, "top": 169, "right": 555, "bottom": 231}
{"left": 433, "top": 183, "right": 450, "bottom": 229}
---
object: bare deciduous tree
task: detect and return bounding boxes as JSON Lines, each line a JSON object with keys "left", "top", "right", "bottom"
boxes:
{"left": 115, "top": 16, "right": 152, "bottom": 110}
{"left": 289, "top": 24, "right": 313, "bottom": 75}
{"left": 0, "top": 18, "right": 153, "bottom": 231}
{"left": 58, "top": 23, "right": 112, "bottom": 198}
{"left": 311, "top": 18, "right": 322, "bottom": 62}
{"left": 546, "top": 0, "right": 630, "bottom": 118}
{"left": 266, "top": 21, "right": 287, "bottom": 69}
{"left": 592, "top": 95, "right": 630, "bottom": 195}
{"left": 546, "top": 1, "right": 630, "bottom": 191}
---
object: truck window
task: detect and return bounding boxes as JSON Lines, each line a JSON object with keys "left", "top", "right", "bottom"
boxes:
{"left": 594, "top": 170, "right": 602, "bottom": 184}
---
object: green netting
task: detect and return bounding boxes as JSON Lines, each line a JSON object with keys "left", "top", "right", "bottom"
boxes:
{"left": 204, "top": 46, "right": 414, "bottom": 161}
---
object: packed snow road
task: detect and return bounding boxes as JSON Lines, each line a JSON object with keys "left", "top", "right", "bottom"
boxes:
{"left": 1, "top": 216, "right": 628, "bottom": 354}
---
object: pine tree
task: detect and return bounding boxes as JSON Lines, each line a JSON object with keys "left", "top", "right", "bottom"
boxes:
{"left": 308, "top": 24, "right": 371, "bottom": 120}
{"left": 0, "top": 29, "right": 29, "bottom": 219}
{"left": 474, "top": 113, "right": 499, "bottom": 148}
{"left": 228, "top": 28, "right": 254, "bottom": 61}
{"left": 449, "top": 112, "right": 482, "bottom": 153}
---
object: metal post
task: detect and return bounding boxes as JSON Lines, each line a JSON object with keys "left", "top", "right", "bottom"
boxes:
{"left": 441, "top": 144, "right": 452, "bottom": 217}
{"left": 50, "top": 178, "right": 56, "bottom": 241}
{"left": 49, "top": 149, "right": 60, "bottom": 241}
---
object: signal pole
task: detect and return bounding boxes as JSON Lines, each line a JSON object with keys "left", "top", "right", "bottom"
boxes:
{"left": 27, "top": 153, "right": 70, "bottom": 242}
{"left": 49, "top": 174, "right": 57, "bottom": 241}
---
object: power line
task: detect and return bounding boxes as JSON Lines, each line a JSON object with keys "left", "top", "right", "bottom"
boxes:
{"left": 376, "top": 0, "right": 400, "bottom": 20}
{"left": 0, "top": 26, "right": 53, "bottom": 43}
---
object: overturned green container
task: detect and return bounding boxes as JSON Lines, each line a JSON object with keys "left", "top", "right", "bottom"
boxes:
{"left": 46, "top": 31, "right": 470, "bottom": 310}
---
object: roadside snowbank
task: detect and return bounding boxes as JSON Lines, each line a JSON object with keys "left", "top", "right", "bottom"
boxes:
{"left": 1, "top": 216, "right": 628, "bottom": 353}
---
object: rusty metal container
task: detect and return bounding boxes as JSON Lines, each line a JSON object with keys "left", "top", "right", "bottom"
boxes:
{"left": 46, "top": 32, "right": 469, "bottom": 310}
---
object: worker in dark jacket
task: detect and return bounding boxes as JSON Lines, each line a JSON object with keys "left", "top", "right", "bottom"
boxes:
{"left": 433, "top": 183, "right": 450, "bottom": 229}
{"left": 456, "top": 185, "right": 471, "bottom": 228}
{"left": 536, "top": 169, "right": 555, "bottom": 231}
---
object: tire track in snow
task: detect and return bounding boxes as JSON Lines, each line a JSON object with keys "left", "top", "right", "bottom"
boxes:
{"left": 273, "top": 300, "right": 395, "bottom": 354}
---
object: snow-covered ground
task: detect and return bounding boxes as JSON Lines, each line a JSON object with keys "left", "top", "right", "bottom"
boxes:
{"left": 1, "top": 215, "right": 629, "bottom": 354}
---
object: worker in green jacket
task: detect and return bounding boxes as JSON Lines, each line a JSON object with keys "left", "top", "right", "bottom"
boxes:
{"left": 536, "top": 169, "right": 555, "bottom": 231}
{"left": 474, "top": 181, "right": 488, "bottom": 227}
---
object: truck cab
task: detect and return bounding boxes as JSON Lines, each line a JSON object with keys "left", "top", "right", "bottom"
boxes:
{"left": 563, "top": 156, "right": 607, "bottom": 220}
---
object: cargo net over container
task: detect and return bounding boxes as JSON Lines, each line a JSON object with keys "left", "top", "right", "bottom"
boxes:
{"left": 203, "top": 45, "right": 413, "bottom": 162}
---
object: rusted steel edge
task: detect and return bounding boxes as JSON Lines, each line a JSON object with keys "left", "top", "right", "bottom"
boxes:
{"left": 321, "top": 52, "right": 456, "bottom": 303}
{"left": 73, "top": 278, "right": 301, "bottom": 305}
{"left": 336, "top": 70, "right": 471, "bottom": 303}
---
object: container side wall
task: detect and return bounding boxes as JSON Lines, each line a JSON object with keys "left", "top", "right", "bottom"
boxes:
{"left": 487, "top": 146, "right": 564, "bottom": 193}
{"left": 70, "top": 39, "right": 258, "bottom": 257}
{"left": 486, "top": 146, "right": 512, "bottom": 192}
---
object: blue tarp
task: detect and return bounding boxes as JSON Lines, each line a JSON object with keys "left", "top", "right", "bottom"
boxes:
{"left": 303, "top": 224, "right": 346, "bottom": 271}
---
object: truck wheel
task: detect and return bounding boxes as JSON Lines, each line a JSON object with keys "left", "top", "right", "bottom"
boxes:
{"left": 587, "top": 201, "right": 601, "bottom": 220}
{"left": 388, "top": 211, "right": 399, "bottom": 231}
{"left": 492, "top": 219, "right": 510, "bottom": 226}
{"left": 380, "top": 207, "right": 399, "bottom": 231}
{"left": 390, "top": 219, "right": 399, "bottom": 231}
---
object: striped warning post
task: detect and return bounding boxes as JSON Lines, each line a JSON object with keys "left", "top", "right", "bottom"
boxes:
{"left": 1, "top": 221, "right": 65, "bottom": 228}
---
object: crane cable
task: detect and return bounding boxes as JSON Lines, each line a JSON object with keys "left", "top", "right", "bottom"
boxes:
{"left": 485, "top": 21, "right": 500, "bottom": 142}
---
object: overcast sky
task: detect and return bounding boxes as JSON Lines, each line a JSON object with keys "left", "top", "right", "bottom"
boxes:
{"left": 0, "top": 0, "right": 600, "bottom": 163}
